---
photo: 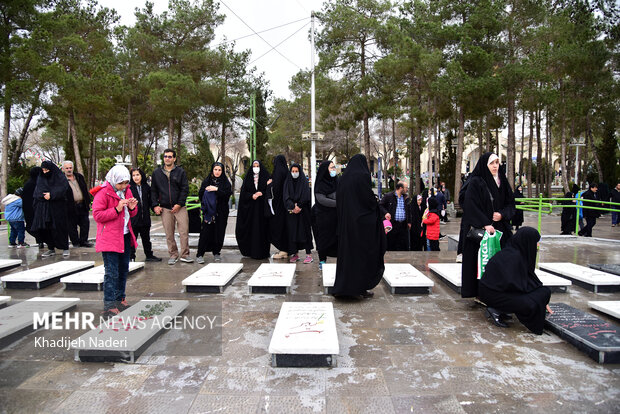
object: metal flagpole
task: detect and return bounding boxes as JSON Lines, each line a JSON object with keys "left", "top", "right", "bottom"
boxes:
{"left": 310, "top": 12, "right": 316, "bottom": 206}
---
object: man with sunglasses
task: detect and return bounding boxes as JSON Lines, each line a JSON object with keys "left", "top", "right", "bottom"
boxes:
{"left": 151, "top": 148, "right": 192, "bottom": 264}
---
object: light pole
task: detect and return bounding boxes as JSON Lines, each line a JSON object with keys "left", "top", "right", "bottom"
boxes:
{"left": 569, "top": 137, "right": 585, "bottom": 185}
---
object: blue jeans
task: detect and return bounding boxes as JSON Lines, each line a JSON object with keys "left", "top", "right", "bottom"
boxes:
{"left": 612, "top": 211, "right": 618, "bottom": 225}
{"left": 102, "top": 233, "right": 131, "bottom": 310}
{"left": 8, "top": 221, "right": 25, "bottom": 244}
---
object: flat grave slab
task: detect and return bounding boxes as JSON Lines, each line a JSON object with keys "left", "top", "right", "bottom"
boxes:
{"left": 322, "top": 264, "right": 336, "bottom": 294}
{"left": 539, "top": 262, "right": 620, "bottom": 293}
{"left": 61, "top": 262, "right": 145, "bottom": 291}
{"left": 0, "top": 259, "right": 22, "bottom": 272}
{"left": 1, "top": 261, "right": 95, "bottom": 289}
{"left": 72, "top": 299, "right": 189, "bottom": 363}
{"left": 182, "top": 263, "right": 243, "bottom": 293}
{"left": 247, "top": 263, "right": 296, "bottom": 294}
{"left": 0, "top": 296, "right": 10, "bottom": 309}
{"left": 383, "top": 263, "right": 434, "bottom": 294}
{"left": 428, "top": 263, "right": 462, "bottom": 293}
{"left": 535, "top": 269, "right": 572, "bottom": 293}
{"left": 589, "top": 264, "right": 620, "bottom": 277}
{"left": 545, "top": 303, "right": 620, "bottom": 364}
{"left": 0, "top": 297, "right": 80, "bottom": 347}
{"left": 588, "top": 301, "right": 620, "bottom": 320}
{"left": 269, "top": 302, "right": 338, "bottom": 367}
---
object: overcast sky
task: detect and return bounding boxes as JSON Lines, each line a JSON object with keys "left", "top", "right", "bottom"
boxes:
{"left": 97, "top": 0, "right": 326, "bottom": 101}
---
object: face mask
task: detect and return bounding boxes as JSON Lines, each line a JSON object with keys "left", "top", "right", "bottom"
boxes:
{"left": 329, "top": 170, "right": 337, "bottom": 178}
{"left": 252, "top": 167, "right": 260, "bottom": 174}
{"left": 291, "top": 172, "right": 300, "bottom": 179}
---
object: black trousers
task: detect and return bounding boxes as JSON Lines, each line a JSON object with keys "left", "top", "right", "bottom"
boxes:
{"left": 387, "top": 221, "right": 409, "bottom": 251}
{"left": 41, "top": 227, "right": 69, "bottom": 251}
{"left": 581, "top": 217, "right": 596, "bottom": 237}
{"left": 68, "top": 210, "right": 90, "bottom": 246}
{"left": 131, "top": 224, "right": 153, "bottom": 259}
{"left": 428, "top": 239, "right": 440, "bottom": 251}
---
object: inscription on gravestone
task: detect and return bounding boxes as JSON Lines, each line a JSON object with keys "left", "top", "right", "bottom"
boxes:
{"left": 589, "top": 264, "right": 620, "bottom": 277}
{"left": 545, "top": 303, "right": 620, "bottom": 364}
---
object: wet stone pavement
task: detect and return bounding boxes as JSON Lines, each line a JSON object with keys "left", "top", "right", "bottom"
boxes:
{"left": 0, "top": 211, "right": 619, "bottom": 413}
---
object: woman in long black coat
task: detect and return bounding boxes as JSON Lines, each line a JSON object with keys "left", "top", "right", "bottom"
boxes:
{"left": 22, "top": 166, "right": 43, "bottom": 246}
{"left": 283, "top": 163, "right": 313, "bottom": 263}
{"left": 560, "top": 184, "right": 579, "bottom": 234}
{"left": 333, "top": 154, "right": 386, "bottom": 298}
{"left": 235, "top": 160, "right": 271, "bottom": 259}
{"left": 312, "top": 160, "right": 338, "bottom": 267}
{"left": 511, "top": 185, "right": 524, "bottom": 230}
{"left": 197, "top": 162, "right": 232, "bottom": 263}
{"left": 31, "top": 160, "right": 70, "bottom": 256}
{"left": 479, "top": 227, "right": 551, "bottom": 335}
{"left": 409, "top": 194, "right": 425, "bottom": 251}
{"left": 268, "top": 155, "right": 289, "bottom": 259}
{"left": 461, "top": 152, "right": 515, "bottom": 298}
{"left": 129, "top": 168, "right": 160, "bottom": 262}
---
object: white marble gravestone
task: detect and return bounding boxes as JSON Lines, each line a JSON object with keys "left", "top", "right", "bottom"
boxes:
{"left": 0, "top": 259, "right": 22, "bottom": 272}
{"left": 588, "top": 301, "right": 620, "bottom": 320}
{"left": 0, "top": 297, "right": 80, "bottom": 347}
{"left": 383, "top": 263, "right": 434, "bottom": 294}
{"left": 182, "top": 263, "right": 243, "bottom": 293}
{"left": 72, "top": 299, "right": 189, "bottom": 363}
{"left": 60, "top": 262, "right": 145, "bottom": 291}
{"left": 269, "top": 302, "right": 338, "bottom": 367}
{"left": 0, "top": 296, "right": 10, "bottom": 309}
{"left": 1, "top": 261, "right": 95, "bottom": 289}
{"left": 428, "top": 263, "right": 462, "bottom": 293}
{"left": 535, "top": 269, "right": 572, "bottom": 292}
{"left": 247, "top": 263, "right": 296, "bottom": 294}
{"left": 539, "top": 262, "right": 620, "bottom": 293}
{"left": 322, "top": 264, "right": 336, "bottom": 294}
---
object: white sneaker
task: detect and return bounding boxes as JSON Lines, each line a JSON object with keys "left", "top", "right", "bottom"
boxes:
{"left": 42, "top": 249, "right": 56, "bottom": 257}
{"left": 196, "top": 256, "right": 205, "bottom": 264}
{"left": 168, "top": 257, "right": 178, "bottom": 265}
{"left": 456, "top": 254, "right": 462, "bottom": 263}
{"left": 179, "top": 256, "right": 194, "bottom": 263}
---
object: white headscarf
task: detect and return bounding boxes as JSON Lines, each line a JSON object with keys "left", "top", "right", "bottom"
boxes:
{"left": 487, "top": 153, "right": 501, "bottom": 187}
{"left": 105, "top": 165, "right": 131, "bottom": 233}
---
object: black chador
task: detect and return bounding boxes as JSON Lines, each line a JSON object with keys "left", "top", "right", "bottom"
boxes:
{"left": 31, "top": 160, "right": 70, "bottom": 251}
{"left": 197, "top": 162, "right": 232, "bottom": 258}
{"left": 22, "top": 166, "right": 43, "bottom": 243}
{"left": 461, "top": 152, "right": 515, "bottom": 298}
{"left": 479, "top": 227, "right": 551, "bottom": 335}
{"left": 235, "top": 160, "right": 271, "bottom": 259}
{"left": 282, "top": 163, "right": 313, "bottom": 256}
{"left": 267, "top": 155, "right": 289, "bottom": 252}
{"left": 333, "top": 154, "right": 386, "bottom": 297}
{"left": 312, "top": 160, "right": 338, "bottom": 262}
{"left": 560, "top": 184, "right": 579, "bottom": 234}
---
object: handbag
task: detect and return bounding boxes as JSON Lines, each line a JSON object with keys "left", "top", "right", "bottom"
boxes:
{"left": 466, "top": 226, "right": 485, "bottom": 243}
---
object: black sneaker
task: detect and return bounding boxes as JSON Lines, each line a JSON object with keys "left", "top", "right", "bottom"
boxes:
{"left": 101, "top": 308, "right": 120, "bottom": 319}
{"left": 145, "top": 255, "right": 162, "bottom": 262}
{"left": 9, "top": 243, "right": 17, "bottom": 248}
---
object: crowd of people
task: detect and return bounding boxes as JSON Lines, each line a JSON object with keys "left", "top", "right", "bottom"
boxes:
{"left": 4, "top": 148, "right": 618, "bottom": 332}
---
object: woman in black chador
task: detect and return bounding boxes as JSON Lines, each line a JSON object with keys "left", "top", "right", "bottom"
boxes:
{"left": 22, "top": 166, "right": 44, "bottom": 246}
{"left": 333, "top": 154, "right": 386, "bottom": 298}
{"left": 282, "top": 163, "right": 313, "bottom": 263}
{"left": 267, "top": 155, "right": 289, "bottom": 259}
{"left": 511, "top": 185, "right": 524, "bottom": 230}
{"left": 479, "top": 227, "right": 552, "bottom": 334}
{"left": 235, "top": 160, "right": 271, "bottom": 259}
{"left": 560, "top": 184, "right": 579, "bottom": 235}
{"left": 197, "top": 162, "right": 232, "bottom": 263}
{"left": 311, "top": 160, "right": 338, "bottom": 268}
{"left": 409, "top": 194, "right": 426, "bottom": 251}
{"left": 31, "top": 160, "right": 70, "bottom": 257}
{"left": 461, "top": 152, "right": 515, "bottom": 298}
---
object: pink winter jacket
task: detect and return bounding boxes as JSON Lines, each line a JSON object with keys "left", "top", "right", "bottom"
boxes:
{"left": 92, "top": 183, "right": 138, "bottom": 253}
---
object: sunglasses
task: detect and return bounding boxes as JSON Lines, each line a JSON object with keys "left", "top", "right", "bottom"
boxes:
{"left": 163, "top": 155, "right": 174, "bottom": 159}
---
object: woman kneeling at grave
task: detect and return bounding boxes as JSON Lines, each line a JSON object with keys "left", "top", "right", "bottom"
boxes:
{"left": 92, "top": 165, "right": 138, "bottom": 319}
{"left": 479, "top": 227, "right": 552, "bottom": 334}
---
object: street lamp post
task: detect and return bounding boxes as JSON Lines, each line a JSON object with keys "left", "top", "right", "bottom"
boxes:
{"left": 569, "top": 137, "right": 585, "bottom": 186}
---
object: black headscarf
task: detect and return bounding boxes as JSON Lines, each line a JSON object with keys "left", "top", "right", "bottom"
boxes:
{"left": 334, "top": 154, "right": 386, "bottom": 296}
{"left": 571, "top": 184, "right": 580, "bottom": 195}
{"left": 241, "top": 160, "right": 270, "bottom": 193}
{"left": 206, "top": 162, "right": 231, "bottom": 192}
{"left": 427, "top": 197, "right": 439, "bottom": 214}
{"left": 35, "top": 161, "right": 68, "bottom": 200}
{"left": 271, "top": 155, "right": 289, "bottom": 191}
{"left": 315, "top": 160, "right": 338, "bottom": 196}
{"left": 283, "top": 163, "right": 310, "bottom": 209}
{"left": 481, "top": 227, "right": 542, "bottom": 293}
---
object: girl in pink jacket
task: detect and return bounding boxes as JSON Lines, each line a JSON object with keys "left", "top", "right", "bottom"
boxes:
{"left": 92, "top": 165, "right": 138, "bottom": 318}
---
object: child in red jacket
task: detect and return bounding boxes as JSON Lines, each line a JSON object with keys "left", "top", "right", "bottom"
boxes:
{"left": 92, "top": 165, "right": 138, "bottom": 318}
{"left": 422, "top": 198, "right": 441, "bottom": 251}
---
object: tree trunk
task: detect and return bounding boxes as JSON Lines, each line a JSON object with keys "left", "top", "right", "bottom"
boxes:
{"left": 392, "top": 117, "right": 397, "bottom": 179}
{"left": 536, "top": 108, "right": 542, "bottom": 194}
{"left": 1, "top": 101, "right": 10, "bottom": 200}
{"left": 221, "top": 121, "right": 227, "bottom": 167}
{"left": 126, "top": 100, "right": 132, "bottom": 164}
{"left": 527, "top": 111, "right": 534, "bottom": 198}
{"left": 69, "top": 109, "right": 84, "bottom": 175}
{"left": 586, "top": 112, "right": 603, "bottom": 183}
{"left": 520, "top": 108, "right": 525, "bottom": 183}
{"left": 560, "top": 82, "right": 569, "bottom": 192}
{"left": 507, "top": 98, "right": 515, "bottom": 190}
{"left": 167, "top": 118, "right": 174, "bottom": 149}
{"left": 477, "top": 119, "right": 483, "bottom": 153}
{"left": 9, "top": 89, "right": 42, "bottom": 171}
{"left": 360, "top": 43, "right": 371, "bottom": 170}
{"left": 89, "top": 136, "right": 96, "bottom": 186}
{"left": 410, "top": 126, "right": 416, "bottom": 194}
{"left": 454, "top": 106, "right": 465, "bottom": 209}
{"left": 176, "top": 119, "right": 182, "bottom": 157}
{"left": 131, "top": 118, "right": 138, "bottom": 170}
{"left": 546, "top": 109, "right": 552, "bottom": 196}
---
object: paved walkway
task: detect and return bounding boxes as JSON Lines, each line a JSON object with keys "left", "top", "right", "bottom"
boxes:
{"left": 0, "top": 211, "right": 618, "bottom": 413}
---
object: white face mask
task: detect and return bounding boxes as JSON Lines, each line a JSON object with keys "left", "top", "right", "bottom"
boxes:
{"left": 291, "top": 172, "right": 300, "bottom": 179}
{"left": 252, "top": 167, "right": 260, "bottom": 174}
{"left": 329, "top": 170, "right": 337, "bottom": 178}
